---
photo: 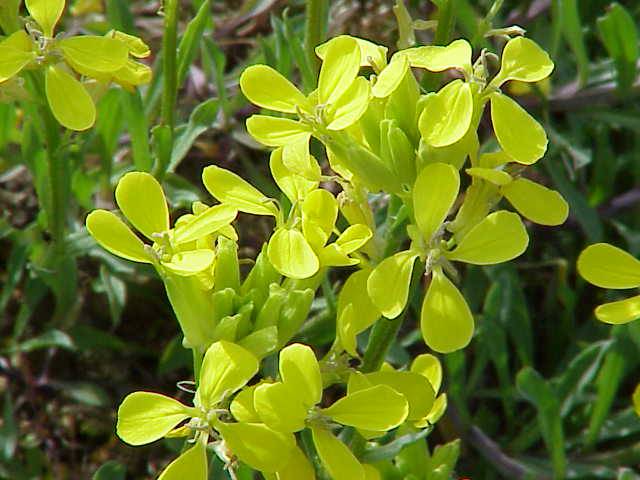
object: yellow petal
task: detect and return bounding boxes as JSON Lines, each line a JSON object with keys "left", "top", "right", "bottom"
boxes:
{"left": 501, "top": 178, "right": 568, "bottom": 226}
{"left": 316, "top": 35, "right": 388, "bottom": 69}
{"left": 276, "top": 446, "right": 316, "bottom": 480}
{"left": 267, "top": 228, "right": 320, "bottom": 279}
{"left": 421, "top": 268, "right": 474, "bottom": 353}
{"left": 411, "top": 353, "right": 442, "bottom": 392}
{"left": 327, "top": 77, "right": 371, "bottom": 131}
{"left": 86, "top": 210, "right": 150, "bottom": 263}
{"left": 577, "top": 243, "right": 640, "bottom": 289}
{"left": 311, "top": 426, "right": 364, "bottom": 480}
{"left": 240, "top": 64, "right": 308, "bottom": 113}
{"left": 318, "top": 36, "right": 361, "bottom": 105}
{"left": 45, "top": 64, "right": 96, "bottom": 131}
{"left": 367, "top": 250, "right": 418, "bottom": 318}
{"left": 116, "top": 391, "right": 192, "bottom": 446}
{"left": 400, "top": 39, "right": 472, "bottom": 75}
{"left": 115, "top": 172, "right": 169, "bottom": 239}
{"left": 26, "top": 0, "right": 64, "bottom": 37}
{"left": 218, "top": 422, "right": 295, "bottom": 473}
{"left": 419, "top": 80, "right": 473, "bottom": 148}
{"left": 465, "top": 167, "right": 512, "bottom": 186}
{"left": 58, "top": 36, "right": 128, "bottom": 74}
{"left": 322, "top": 385, "right": 408, "bottom": 431}
{"left": 0, "top": 31, "right": 35, "bottom": 82}
{"left": 157, "top": 443, "right": 207, "bottom": 480}
{"left": 202, "top": 165, "right": 278, "bottom": 217}
{"left": 162, "top": 249, "right": 215, "bottom": 276}
{"left": 492, "top": 37, "right": 554, "bottom": 87}
{"left": 595, "top": 295, "right": 640, "bottom": 325}
{"left": 413, "top": 162, "right": 460, "bottom": 242}
{"left": 446, "top": 211, "right": 529, "bottom": 265}
{"left": 246, "top": 115, "right": 312, "bottom": 147}
{"left": 198, "top": 341, "right": 259, "bottom": 408}
{"left": 491, "top": 93, "right": 547, "bottom": 165}
{"left": 279, "top": 343, "right": 323, "bottom": 407}
{"left": 372, "top": 54, "right": 409, "bottom": 98}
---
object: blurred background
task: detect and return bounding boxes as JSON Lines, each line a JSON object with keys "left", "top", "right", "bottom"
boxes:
{"left": 1, "top": 0, "right": 640, "bottom": 478}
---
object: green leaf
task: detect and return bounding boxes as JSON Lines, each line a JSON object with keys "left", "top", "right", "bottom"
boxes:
{"left": 240, "top": 64, "right": 308, "bottom": 113}
{"left": 86, "top": 210, "right": 150, "bottom": 263}
{"left": 171, "top": 98, "right": 219, "bottom": 171}
{"left": 577, "top": 243, "right": 640, "bottom": 289}
{"left": 115, "top": 172, "right": 170, "bottom": 240}
{"left": 516, "top": 367, "right": 566, "bottom": 479}
{"left": 59, "top": 36, "right": 128, "bottom": 74}
{"left": 198, "top": 341, "right": 259, "bottom": 408}
{"left": 16, "top": 329, "right": 75, "bottom": 353}
{"left": 413, "top": 162, "right": 460, "bottom": 242}
{"left": 45, "top": 64, "right": 96, "bottom": 131}
{"left": 268, "top": 228, "right": 319, "bottom": 279}
{"left": 157, "top": 443, "right": 207, "bottom": 480}
{"left": 323, "top": 385, "right": 408, "bottom": 431}
{"left": 176, "top": 0, "right": 210, "bottom": 86}
{"left": 446, "top": 211, "right": 528, "bottom": 265}
{"left": 597, "top": 3, "right": 638, "bottom": 92}
{"left": 311, "top": 426, "right": 364, "bottom": 480}
{"left": 279, "top": 343, "right": 322, "bottom": 407}
{"left": 501, "top": 178, "right": 569, "bottom": 226}
{"left": 202, "top": 165, "right": 278, "bottom": 216}
{"left": 419, "top": 80, "right": 473, "bottom": 148}
{"left": 421, "top": 268, "right": 474, "bottom": 353}
{"left": 318, "top": 35, "right": 361, "bottom": 105}
{"left": 490, "top": 93, "right": 547, "bottom": 165}
{"left": 26, "top": 0, "right": 64, "bottom": 37}
{"left": 116, "top": 392, "right": 192, "bottom": 446}
{"left": 586, "top": 343, "right": 627, "bottom": 447}
{"left": 560, "top": 0, "right": 589, "bottom": 86}
{"left": 367, "top": 250, "right": 418, "bottom": 319}
{"left": 492, "top": 37, "right": 554, "bottom": 86}
{"left": 93, "top": 461, "right": 126, "bottom": 480}
{"left": 217, "top": 422, "right": 295, "bottom": 473}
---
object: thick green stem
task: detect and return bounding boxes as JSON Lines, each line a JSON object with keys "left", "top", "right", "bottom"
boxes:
{"left": 304, "top": 0, "right": 327, "bottom": 80}
{"left": 360, "top": 314, "right": 404, "bottom": 374}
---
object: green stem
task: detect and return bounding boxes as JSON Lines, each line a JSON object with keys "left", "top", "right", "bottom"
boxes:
{"left": 304, "top": 0, "right": 327, "bottom": 80}
{"left": 158, "top": 0, "right": 179, "bottom": 178}
{"left": 193, "top": 348, "right": 203, "bottom": 387}
{"left": 360, "top": 314, "right": 404, "bottom": 374}
{"left": 434, "top": 0, "right": 455, "bottom": 46}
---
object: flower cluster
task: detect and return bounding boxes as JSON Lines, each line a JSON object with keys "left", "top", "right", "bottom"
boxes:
{"left": 84, "top": 29, "right": 567, "bottom": 479}
{"left": 0, "top": 0, "right": 150, "bottom": 130}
